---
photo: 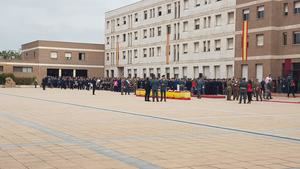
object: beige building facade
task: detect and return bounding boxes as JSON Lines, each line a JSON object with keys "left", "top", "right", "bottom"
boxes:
{"left": 0, "top": 40, "right": 105, "bottom": 83}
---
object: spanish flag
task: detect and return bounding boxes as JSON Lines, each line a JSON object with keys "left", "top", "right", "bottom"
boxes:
{"left": 166, "top": 33, "right": 170, "bottom": 65}
{"left": 242, "top": 21, "right": 249, "bottom": 62}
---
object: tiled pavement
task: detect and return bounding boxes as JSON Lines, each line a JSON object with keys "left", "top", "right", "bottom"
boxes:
{"left": 0, "top": 88, "right": 299, "bottom": 169}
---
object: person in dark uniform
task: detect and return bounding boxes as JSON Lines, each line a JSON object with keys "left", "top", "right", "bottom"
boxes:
{"left": 144, "top": 78, "right": 151, "bottom": 102}
{"left": 151, "top": 76, "right": 159, "bottom": 102}
{"left": 41, "top": 77, "right": 47, "bottom": 90}
{"left": 239, "top": 78, "right": 247, "bottom": 104}
{"left": 160, "top": 75, "right": 168, "bottom": 102}
{"left": 92, "top": 78, "right": 97, "bottom": 95}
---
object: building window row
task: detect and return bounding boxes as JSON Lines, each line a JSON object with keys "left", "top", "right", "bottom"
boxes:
{"left": 106, "top": 0, "right": 226, "bottom": 30}
{"left": 50, "top": 52, "right": 86, "bottom": 61}
{"left": 13, "top": 66, "right": 33, "bottom": 73}
{"left": 243, "top": 1, "right": 300, "bottom": 21}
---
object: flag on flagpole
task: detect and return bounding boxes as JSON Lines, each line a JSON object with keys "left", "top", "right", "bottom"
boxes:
{"left": 166, "top": 33, "right": 170, "bottom": 64}
{"left": 242, "top": 21, "right": 249, "bottom": 62}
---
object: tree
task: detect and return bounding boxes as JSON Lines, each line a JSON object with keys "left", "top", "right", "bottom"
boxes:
{"left": 0, "top": 50, "right": 21, "bottom": 60}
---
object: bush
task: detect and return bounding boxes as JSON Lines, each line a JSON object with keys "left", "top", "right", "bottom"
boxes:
{"left": 0, "top": 73, "right": 16, "bottom": 85}
{"left": 14, "top": 77, "right": 36, "bottom": 85}
{"left": 0, "top": 73, "right": 35, "bottom": 85}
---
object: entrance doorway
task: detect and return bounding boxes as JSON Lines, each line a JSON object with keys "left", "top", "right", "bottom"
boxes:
{"left": 47, "top": 69, "right": 59, "bottom": 77}
{"left": 62, "top": 69, "right": 73, "bottom": 77}
{"left": 76, "top": 70, "right": 88, "bottom": 78}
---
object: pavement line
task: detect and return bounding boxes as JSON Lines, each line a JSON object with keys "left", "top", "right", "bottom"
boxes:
{"left": 0, "top": 111, "right": 161, "bottom": 169}
{"left": 1, "top": 92, "right": 300, "bottom": 144}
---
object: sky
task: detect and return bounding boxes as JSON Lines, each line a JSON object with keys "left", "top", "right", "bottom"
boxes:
{"left": 0, "top": 0, "right": 139, "bottom": 51}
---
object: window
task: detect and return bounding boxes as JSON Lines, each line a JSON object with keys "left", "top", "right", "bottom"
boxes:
{"left": 283, "top": 3, "right": 289, "bottom": 15}
{"left": 183, "top": 21, "right": 188, "bottom": 32}
{"left": 227, "top": 38, "right": 234, "bottom": 50}
{"left": 122, "top": 51, "right": 126, "bottom": 59}
{"left": 106, "top": 53, "right": 110, "bottom": 61}
{"left": 158, "top": 7, "right": 162, "bottom": 16}
{"left": 184, "top": 0, "right": 189, "bottom": 10}
{"left": 215, "top": 14, "right": 222, "bottom": 26}
{"left": 123, "top": 16, "right": 126, "bottom": 25}
{"left": 194, "top": 42, "right": 200, "bottom": 53}
{"left": 143, "top": 48, "right": 147, "bottom": 57}
{"left": 283, "top": 32, "right": 288, "bottom": 45}
{"left": 134, "top": 49, "right": 138, "bottom": 58}
{"left": 207, "top": 40, "right": 211, "bottom": 52}
{"left": 134, "top": 31, "right": 138, "bottom": 40}
{"left": 203, "top": 17, "right": 207, "bottom": 28}
{"left": 149, "top": 48, "right": 155, "bottom": 57}
{"left": 0, "top": 66, "right": 3, "bottom": 72}
{"left": 203, "top": 66, "right": 210, "bottom": 78}
{"left": 204, "top": 0, "right": 211, "bottom": 5}
{"left": 106, "top": 21, "right": 110, "bottom": 29}
{"left": 295, "top": 1, "right": 300, "bottom": 14}
{"left": 143, "top": 29, "right": 147, "bottom": 39}
{"left": 243, "top": 9, "right": 250, "bottom": 21}
{"left": 194, "top": 19, "right": 200, "bottom": 30}
{"left": 116, "top": 18, "right": 120, "bottom": 26}
{"left": 150, "top": 28, "right": 155, "bottom": 37}
{"left": 167, "top": 25, "right": 171, "bottom": 34}
{"left": 79, "top": 53, "right": 86, "bottom": 61}
{"left": 106, "top": 37, "right": 110, "bottom": 45}
{"left": 257, "top": 6, "right": 265, "bottom": 19}
{"left": 203, "top": 41, "right": 207, "bottom": 52}
{"left": 214, "top": 66, "right": 220, "bottom": 79}
{"left": 50, "top": 52, "right": 58, "bottom": 59}
{"left": 195, "top": 0, "right": 200, "bottom": 7}
{"left": 123, "top": 34, "right": 126, "bottom": 42}
{"left": 167, "top": 4, "right": 172, "bottom": 14}
{"left": 157, "top": 47, "right": 161, "bottom": 56}
{"left": 183, "top": 43, "right": 188, "bottom": 54}
{"left": 207, "top": 16, "right": 211, "bottom": 28}
{"left": 144, "top": 10, "right": 148, "bottom": 20}
{"left": 65, "top": 53, "right": 72, "bottom": 60}
{"left": 134, "top": 13, "right": 139, "bottom": 22}
{"left": 13, "top": 67, "right": 33, "bottom": 73}
{"left": 228, "top": 12, "right": 234, "bottom": 24}
{"left": 256, "top": 34, "right": 264, "bottom": 46}
{"left": 215, "top": 39, "right": 221, "bottom": 51}
{"left": 294, "top": 32, "right": 300, "bottom": 44}
{"left": 157, "top": 26, "right": 162, "bottom": 36}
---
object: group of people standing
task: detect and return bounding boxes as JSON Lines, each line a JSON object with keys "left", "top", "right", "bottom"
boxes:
{"left": 41, "top": 73, "right": 297, "bottom": 103}
{"left": 226, "top": 74, "right": 297, "bottom": 104}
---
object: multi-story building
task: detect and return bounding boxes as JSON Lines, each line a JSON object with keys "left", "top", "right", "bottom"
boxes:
{"left": 0, "top": 40, "right": 105, "bottom": 82}
{"left": 105, "top": 0, "right": 236, "bottom": 79}
{"left": 235, "top": 0, "right": 300, "bottom": 81}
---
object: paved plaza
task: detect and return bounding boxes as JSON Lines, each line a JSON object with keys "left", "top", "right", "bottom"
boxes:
{"left": 0, "top": 88, "right": 299, "bottom": 169}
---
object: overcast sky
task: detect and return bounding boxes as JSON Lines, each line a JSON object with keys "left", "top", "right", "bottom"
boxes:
{"left": 0, "top": 0, "right": 139, "bottom": 51}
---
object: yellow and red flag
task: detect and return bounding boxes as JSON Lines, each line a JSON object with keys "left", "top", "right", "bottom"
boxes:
{"left": 242, "top": 21, "right": 249, "bottom": 62}
{"left": 166, "top": 33, "right": 170, "bottom": 65}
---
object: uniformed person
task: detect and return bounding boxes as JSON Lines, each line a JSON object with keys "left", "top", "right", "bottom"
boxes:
{"left": 151, "top": 76, "right": 159, "bottom": 102}
{"left": 239, "top": 78, "right": 247, "bottom": 104}
{"left": 254, "top": 79, "right": 263, "bottom": 101}
{"left": 233, "top": 78, "right": 240, "bottom": 101}
{"left": 144, "top": 78, "right": 151, "bottom": 102}
{"left": 160, "top": 75, "right": 168, "bottom": 102}
{"left": 92, "top": 78, "right": 97, "bottom": 95}
{"left": 226, "top": 79, "right": 233, "bottom": 101}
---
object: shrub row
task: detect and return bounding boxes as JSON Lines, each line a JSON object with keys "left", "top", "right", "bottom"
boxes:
{"left": 0, "top": 73, "right": 35, "bottom": 85}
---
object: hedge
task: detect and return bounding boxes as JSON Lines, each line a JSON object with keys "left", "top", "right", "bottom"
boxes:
{"left": 0, "top": 73, "right": 35, "bottom": 85}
